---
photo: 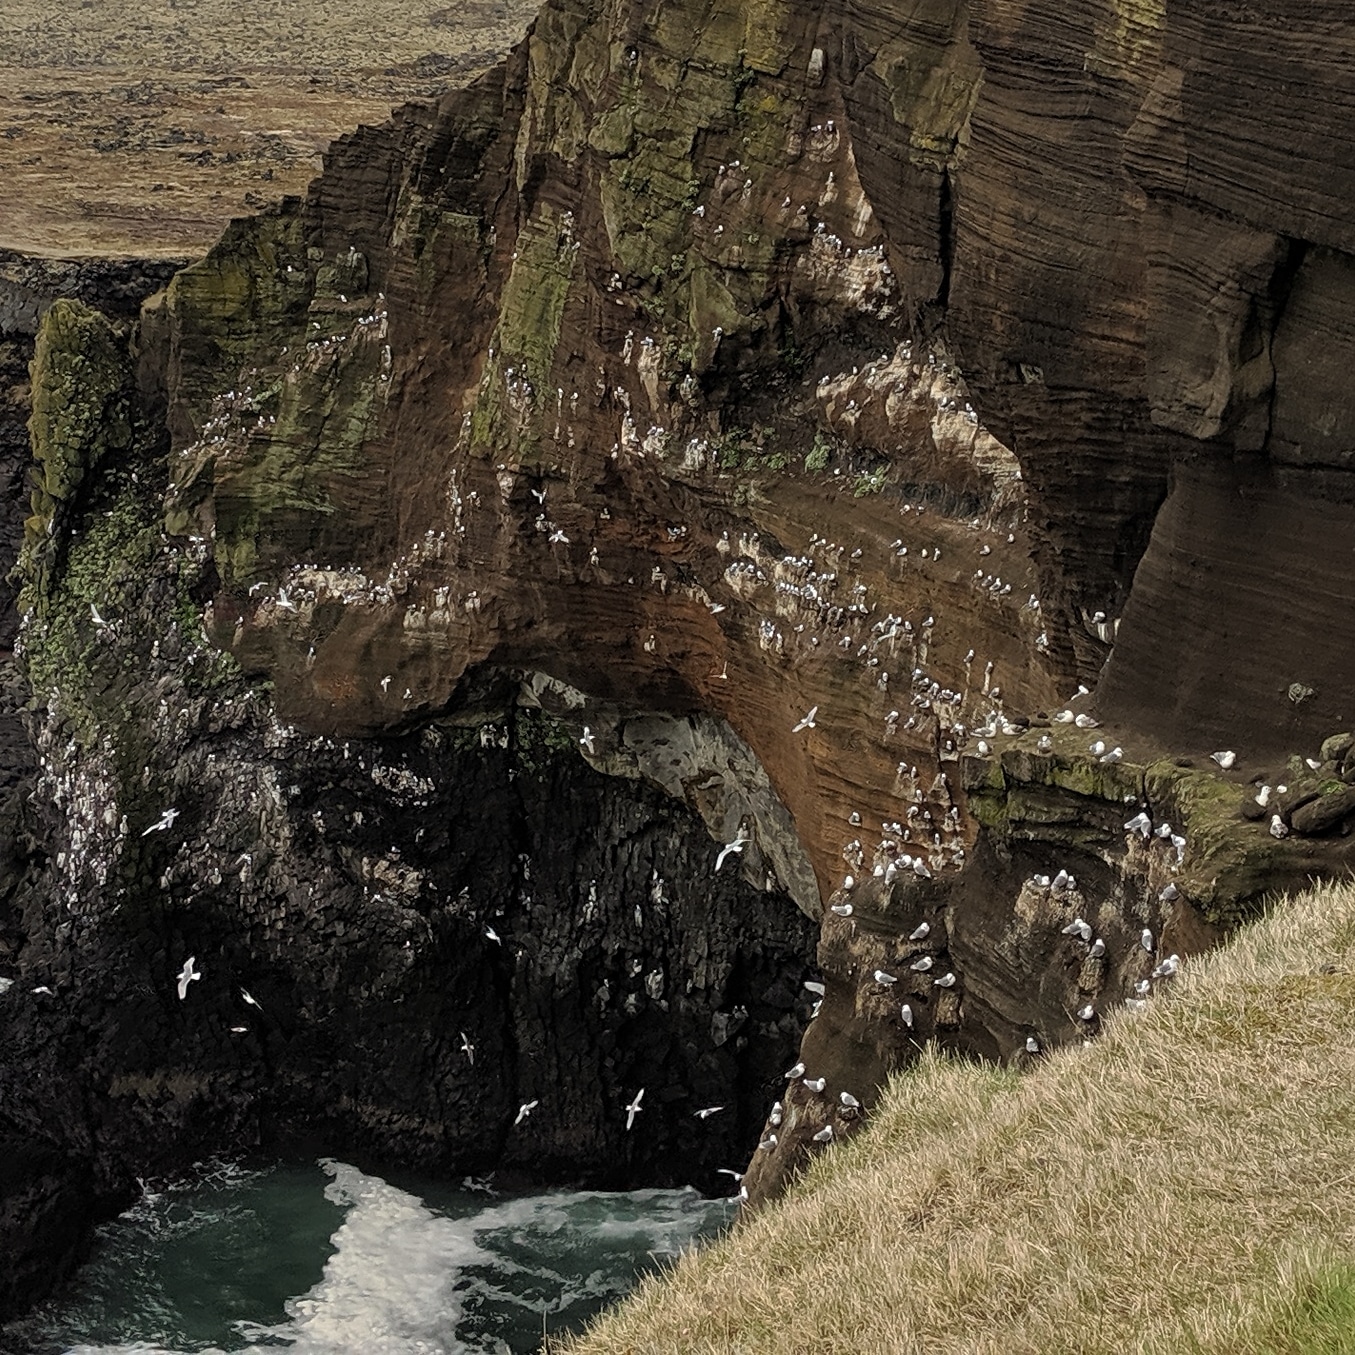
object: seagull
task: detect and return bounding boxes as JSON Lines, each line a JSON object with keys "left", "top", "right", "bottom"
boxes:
{"left": 910, "top": 956, "right": 933, "bottom": 972}
{"left": 241, "top": 988, "right": 262, "bottom": 1011}
{"left": 759, "top": 1134, "right": 778, "bottom": 1150}
{"left": 785, "top": 1061, "right": 806, "bottom": 1079}
{"left": 1100, "top": 747, "right": 1122, "bottom": 764}
{"left": 514, "top": 1100, "right": 538, "bottom": 1126}
{"left": 90, "top": 602, "right": 108, "bottom": 628}
{"left": 580, "top": 726, "right": 596, "bottom": 755}
{"left": 1089, "top": 740, "right": 1106, "bottom": 756}
{"left": 176, "top": 957, "right": 200, "bottom": 1000}
{"left": 715, "top": 833, "right": 747, "bottom": 872}
{"left": 909, "top": 922, "right": 931, "bottom": 941}
{"left": 460, "top": 1031, "right": 475, "bottom": 1065}
{"left": 32, "top": 984, "right": 54, "bottom": 996}
{"left": 792, "top": 705, "right": 818, "bottom": 733}
{"left": 803, "top": 980, "right": 826, "bottom": 996}
{"left": 900, "top": 1003, "right": 914, "bottom": 1028}
{"left": 1051, "top": 869, "right": 1070, "bottom": 891}
{"left": 1141, "top": 929, "right": 1155, "bottom": 953}
{"left": 830, "top": 903, "right": 853, "bottom": 916}
{"left": 1270, "top": 814, "right": 1288, "bottom": 839}
{"left": 716, "top": 1168, "right": 743, "bottom": 1181}
{"left": 1037, "top": 735, "right": 1053, "bottom": 753}
{"left": 769, "top": 1101, "right": 783, "bottom": 1125}
{"left": 1255, "top": 785, "right": 1272, "bottom": 807}
{"left": 1212, "top": 750, "right": 1236, "bottom": 770}
{"left": 1088, "top": 938, "right": 1106, "bottom": 958}
{"left": 625, "top": 1088, "right": 645, "bottom": 1130}
{"left": 1151, "top": 954, "right": 1180, "bottom": 979}
{"left": 694, "top": 1106, "right": 725, "bottom": 1119}
{"left": 1074, "top": 714, "right": 1099, "bottom": 729}
{"left": 142, "top": 807, "right": 179, "bottom": 837}
{"left": 1061, "top": 917, "right": 1093, "bottom": 943}
{"left": 485, "top": 925, "right": 502, "bottom": 944}
{"left": 1159, "top": 883, "right": 1179, "bottom": 903}
{"left": 873, "top": 969, "right": 898, "bottom": 984}
{"left": 1053, "top": 710, "right": 1075, "bottom": 724}
{"left": 812, "top": 1125, "right": 834, "bottom": 1143}
{"left": 934, "top": 972, "right": 957, "bottom": 988}
{"left": 803, "top": 1076, "right": 827, "bottom": 1093}
{"left": 1135, "top": 979, "right": 1151, "bottom": 996}
{"left": 1077, "top": 1005, "right": 1096, "bottom": 1021}
{"left": 839, "top": 1091, "right": 860, "bottom": 1109}
{"left": 1025, "top": 1036, "right": 1040, "bottom": 1054}
{"left": 1124, "top": 812, "right": 1151, "bottom": 837}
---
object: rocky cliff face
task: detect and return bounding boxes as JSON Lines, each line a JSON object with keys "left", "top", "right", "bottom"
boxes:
{"left": 3, "top": 0, "right": 1355, "bottom": 1319}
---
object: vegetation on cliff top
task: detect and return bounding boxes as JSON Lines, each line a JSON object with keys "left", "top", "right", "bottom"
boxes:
{"left": 565, "top": 878, "right": 1355, "bottom": 1354}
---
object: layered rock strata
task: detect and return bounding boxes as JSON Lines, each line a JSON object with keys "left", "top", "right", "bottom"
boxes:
{"left": 4, "top": 0, "right": 1355, "bottom": 1316}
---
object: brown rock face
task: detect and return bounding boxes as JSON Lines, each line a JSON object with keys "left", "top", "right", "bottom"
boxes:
{"left": 19, "top": 0, "right": 1355, "bottom": 1220}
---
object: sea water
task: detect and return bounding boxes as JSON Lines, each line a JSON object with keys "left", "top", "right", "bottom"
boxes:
{"left": 1, "top": 1159, "right": 733, "bottom": 1354}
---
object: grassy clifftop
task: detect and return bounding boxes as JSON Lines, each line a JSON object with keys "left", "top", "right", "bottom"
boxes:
{"left": 567, "top": 878, "right": 1355, "bottom": 1354}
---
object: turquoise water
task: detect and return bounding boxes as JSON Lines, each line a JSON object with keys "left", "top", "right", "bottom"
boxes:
{"left": 1, "top": 1159, "right": 733, "bottom": 1354}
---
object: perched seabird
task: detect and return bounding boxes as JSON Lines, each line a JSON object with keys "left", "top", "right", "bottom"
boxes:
{"left": 909, "top": 922, "right": 931, "bottom": 941}
{"left": 580, "top": 726, "right": 596, "bottom": 755}
{"left": 792, "top": 705, "right": 819, "bottom": 733}
{"left": 759, "top": 1134, "right": 778, "bottom": 1150}
{"left": 839, "top": 1091, "right": 860, "bottom": 1109}
{"left": 910, "top": 956, "right": 933, "bottom": 973}
{"left": 1037, "top": 735, "right": 1053, "bottom": 753}
{"left": 785, "top": 1061, "right": 806, "bottom": 1079}
{"left": 1124, "top": 812, "right": 1151, "bottom": 837}
{"left": 1151, "top": 954, "right": 1180, "bottom": 980}
{"left": 873, "top": 969, "right": 898, "bottom": 984}
{"left": 1077, "top": 1005, "right": 1096, "bottom": 1021}
{"left": 1141, "top": 929, "right": 1155, "bottom": 953}
{"left": 1159, "top": 883, "right": 1179, "bottom": 903}
{"left": 514, "top": 1100, "right": 539, "bottom": 1126}
{"left": 1061, "top": 917, "right": 1093, "bottom": 943}
{"left": 934, "top": 972, "right": 957, "bottom": 988}
{"left": 142, "top": 807, "right": 180, "bottom": 837}
{"left": 1088, "top": 938, "right": 1106, "bottom": 959}
{"left": 1212, "top": 750, "right": 1236, "bottom": 770}
{"left": 900, "top": 1003, "right": 914, "bottom": 1028}
{"left": 803, "top": 1076, "right": 827, "bottom": 1093}
{"left": 769, "top": 1101, "right": 783, "bottom": 1126}
{"left": 1100, "top": 747, "right": 1122, "bottom": 764}
{"left": 1051, "top": 869, "right": 1070, "bottom": 891}
{"left": 1025, "top": 1036, "right": 1040, "bottom": 1054}
{"left": 1074, "top": 714, "right": 1099, "bottom": 729}
{"left": 830, "top": 903, "right": 853, "bottom": 917}
{"left": 460, "top": 1031, "right": 475, "bottom": 1065}
{"left": 1270, "top": 814, "right": 1288, "bottom": 840}
{"left": 812, "top": 1125, "right": 834, "bottom": 1143}
{"left": 176, "top": 957, "right": 200, "bottom": 1000}
{"left": 694, "top": 1105, "right": 725, "bottom": 1119}
{"left": 625, "top": 1088, "right": 645, "bottom": 1130}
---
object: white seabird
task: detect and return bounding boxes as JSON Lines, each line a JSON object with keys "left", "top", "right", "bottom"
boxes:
{"left": 694, "top": 1106, "right": 725, "bottom": 1119}
{"left": 1212, "top": 750, "right": 1236, "bottom": 770}
{"left": 934, "top": 972, "right": 957, "bottom": 988}
{"left": 792, "top": 705, "right": 818, "bottom": 733}
{"left": 839, "top": 1091, "right": 860, "bottom": 1109}
{"left": 873, "top": 969, "right": 898, "bottom": 984}
{"left": 715, "top": 833, "right": 747, "bottom": 872}
{"left": 241, "top": 988, "right": 262, "bottom": 1011}
{"left": 580, "top": 726, "right": 596, "bottom": 755}
{"left": 142, "top": 807, "right": 180, "bottom": 837}
{"left": 625, "top": 1088, "right": 645, "bottom": 1131}
{"left": 460, "top": 1031, "right": 475, "bottom": 1065}
{"left": 514, "top": 1100, "right": 538, "bottom": 1126}
{"left": 900, "top": 1003, "right": 914, "bottom": 1028}
{"left": 803, "top": 1076, "right": 827, "bottom": 1093}
{"left": 1025, "top": 1036, "right": 1040, "bottom": 1054}
{"left": 812, "top": 1125, "right": 834, "bottom": 1143}
{"left": 1140, "top": 929, "right": 1155, "bottom": 953}
{"left": 785, "top": 1061, "right": 806, "bottom": 1080}
{"left": 485, "top": 925, "right": 502, "bottom": 944}
{"left": 176, "top": 957, "right": 200, "bottom": 1000}
{"left": 908, "top": 922, "right": 931, "bottom": 941}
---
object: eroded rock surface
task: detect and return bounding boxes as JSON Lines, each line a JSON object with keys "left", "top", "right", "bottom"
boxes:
{"left": 4, "top": 0, "right": 1355, "bottom": 1316}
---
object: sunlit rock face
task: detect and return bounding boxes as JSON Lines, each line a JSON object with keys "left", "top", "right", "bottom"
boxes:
{"left": 5, "top": 0, "right": 1355, "bottom": 1292}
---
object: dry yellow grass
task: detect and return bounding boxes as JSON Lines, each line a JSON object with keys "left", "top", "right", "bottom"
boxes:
{"left": 567, "top": 878, "right": 1355, "bottom": 1354}
{"left": 0, "top": 0, "right": 538, "bottom": 258}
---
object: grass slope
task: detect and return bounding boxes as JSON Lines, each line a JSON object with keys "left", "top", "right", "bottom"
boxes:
{"left": 567, "top": 879, "right": 1355, "bottom": 1354}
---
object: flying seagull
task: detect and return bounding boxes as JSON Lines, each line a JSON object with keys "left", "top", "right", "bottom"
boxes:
{"left": 792, "top": 705, "right": 818, "bottom": 733}
{"left": 580, "top": 726, "right": 596, "bottom": 755}
{"left": 625, "top": 1088, "right": 645, "bottom": 1131}
{"left": 142, "top": 808, "right": 179, "bottom": 837}
{"left": 460, "top": 1031, "right": 475, "bottom": 1065}
{"left": 241, "top": 988, "right": 262, "bottom": 1011}
{"left": 694, "top": 1106, "right": 725, "bottom": 1119}
{"left": 176, "top": 957, "right": 200, "bottom": 1000}
{"left": 514, "top": 1100, "right": 538, "bottom": 1126}
{"left": 715, "top": 833, "right": 747, "bottom": 872}
{"left": 485, "top": 925, "right": 502, "bottom": 944}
